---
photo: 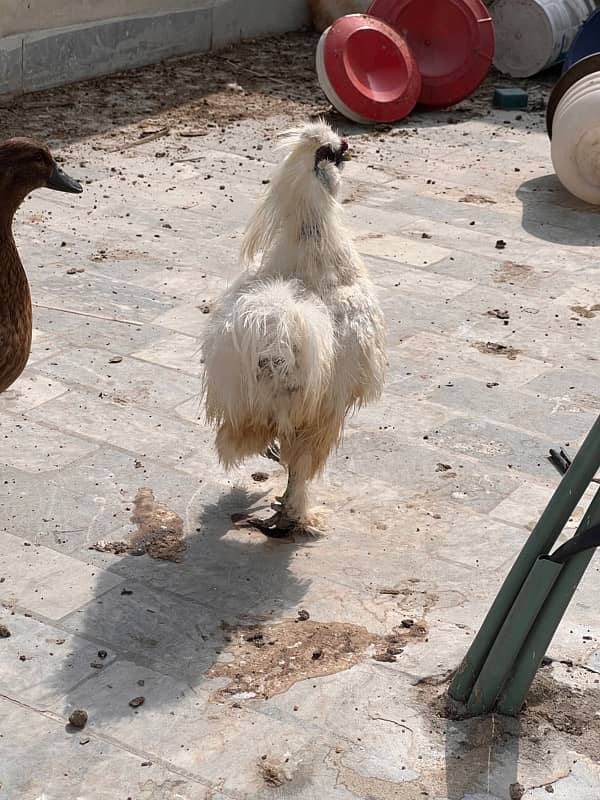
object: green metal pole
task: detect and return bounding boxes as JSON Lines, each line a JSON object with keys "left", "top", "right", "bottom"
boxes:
{"left": 466, "top": 557, "right": 563, "bottom": 716}
{"left": 449, "top": 415, "right": 600, "bottom": 703}
{"left": 497, "top": 486, "right": 600, "bottom": 716}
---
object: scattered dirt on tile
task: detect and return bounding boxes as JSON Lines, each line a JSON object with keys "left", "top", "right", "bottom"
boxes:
{"left": 209, "top": 618, "right": 428, "bottom": 702}
{"left": 509, "top": 782, "right": 525, "bottom": 800}
{"left": 0, "top": 624, "right": 11, "bottom": 638}
{"left": 251, "top": 471, "right": 269, "bottom": 482}
{"left": 90, "top": 540, "right": 129, "bottom": 555}
{"left": 129, "top": 488, "right": 185, "bottom": 562}
{"left": 487, "top": 308, "right": 510, "bottom": 320}
{"left": 494, "top": 261, "right": 533, "bottom": 284}
{"left": 91, "top": 247, "right": 147, "bottom": 262}
{"left": 258, "top": 755, "right": 292, "bottom": 787}
{"left": 570, "top": 303, "right": 600, "bottom": 319}
{"left": 129, "top": 696, "right": 145, "bottom": 708}
{"left": 523, "top": 672, "right": 600, "bottom": 747}
{"left": 373, "top": 621, "right": 428, "bottom": 662}
{"left": 372, "top": 651, "right": 396, "bottom": 663}
{"left": 458, "top": 193, "right": 496, "bottom": 205}
{"left": 473, "top": 341, "right": 521, "bottom": 360}
{"left": 68, "top": 709, "right": 88, "bottom": 729}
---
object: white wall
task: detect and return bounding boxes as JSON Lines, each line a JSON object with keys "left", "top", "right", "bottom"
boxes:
{"left": 1, "top": 1, "right": 214, "bottom": 37}
{"left": 0, "top": 0, "right": 310, "bottom": 96}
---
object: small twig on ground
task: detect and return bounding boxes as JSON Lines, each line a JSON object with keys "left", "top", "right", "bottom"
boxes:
{"left": 33, "top": 303, "right": 144, "bottom": 327}
{"left": 215, "top": 56, "right": 290, "bottom": 86}
{"left": 543, "top": 655, "right": 600, "bottom": 676}
{"left": 107, "top": 127, "right": 170, "bottom": 152}
{"left": 172, "top": 156, "right": 206, "bottom": 164}
{"left": 367, "top": 713, "right": 414, "bottom": 734}
{"left": 179, "top": 130, "right": 209, "bottom": 138}
{"left": 526, "top": 770, "right": 571, "bottom": 793}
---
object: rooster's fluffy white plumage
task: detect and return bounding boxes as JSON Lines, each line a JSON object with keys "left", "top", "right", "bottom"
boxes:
{"left": 202, "top": 120, "right": 385, "bottom": 535}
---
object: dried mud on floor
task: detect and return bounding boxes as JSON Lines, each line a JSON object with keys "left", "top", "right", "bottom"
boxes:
{"left": 91, "top": 487, "right": 185, "bottom": 562}
{"left": 209, "top": 617, "right": 427, "bottom": 701}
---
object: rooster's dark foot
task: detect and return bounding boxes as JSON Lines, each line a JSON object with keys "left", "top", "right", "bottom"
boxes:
{"left": 245, "top": 517, "right": 294, "bottom": 538}
{"left": 238, "top": 510, "right": 321, "bottom": 539}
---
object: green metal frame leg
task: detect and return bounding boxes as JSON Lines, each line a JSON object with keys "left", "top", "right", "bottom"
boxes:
{"left": 497, "top": 486, "right": 600, "bottom": 715}
{"left": 449, "top": 415, "right": 600, "bottom": 704}
{"left": 465, "top": 557, "right": 563, "bottom": 716}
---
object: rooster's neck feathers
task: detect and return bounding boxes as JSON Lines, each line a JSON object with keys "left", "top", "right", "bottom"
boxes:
{"left": 241, "top": 121, "right": 360, "bottom": 287}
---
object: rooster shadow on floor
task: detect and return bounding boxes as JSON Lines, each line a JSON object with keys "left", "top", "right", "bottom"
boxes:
{"left": 50, "top": 482, "right": 312, "bottom": 723}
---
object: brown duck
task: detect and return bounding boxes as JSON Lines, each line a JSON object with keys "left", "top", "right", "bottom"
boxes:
{"left": 0, "top": 138, "right": 82, "bottom": 393}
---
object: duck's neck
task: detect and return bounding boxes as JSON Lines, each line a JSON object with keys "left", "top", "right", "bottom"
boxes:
{"left": 0, "top": 213, "right": 24, "bottom": 276}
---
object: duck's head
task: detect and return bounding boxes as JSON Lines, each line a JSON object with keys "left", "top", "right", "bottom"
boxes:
{"left": 0, "top": 138, "right": 83, "bottom": 212}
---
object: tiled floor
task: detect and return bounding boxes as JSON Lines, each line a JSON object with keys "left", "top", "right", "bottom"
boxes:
{"left": 1, "top": 35, "right": 599, "bottom": 800}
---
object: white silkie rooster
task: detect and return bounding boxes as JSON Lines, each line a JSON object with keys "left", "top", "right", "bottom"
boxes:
{"left": 202, "top": 120, "right": 385, "bottom": 535}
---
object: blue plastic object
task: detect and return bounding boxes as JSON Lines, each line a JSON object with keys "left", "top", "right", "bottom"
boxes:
{"left": 563, "top": 8, "right": 600, "bottom": 73}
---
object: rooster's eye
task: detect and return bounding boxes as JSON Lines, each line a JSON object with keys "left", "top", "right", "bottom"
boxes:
{"left": 315, "top": 145, "right": 336, "bottom": 166}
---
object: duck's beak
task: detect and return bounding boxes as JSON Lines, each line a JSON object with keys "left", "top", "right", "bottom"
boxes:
{"left": 46, "top": 165, "right": 83, "bottom": 194}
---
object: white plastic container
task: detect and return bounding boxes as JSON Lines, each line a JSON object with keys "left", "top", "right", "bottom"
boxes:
{"left": 493, "top": 0, "right": 595, "bottom": 77}
{"left": 551, "top": 70, "right": 600, "bottom": 203}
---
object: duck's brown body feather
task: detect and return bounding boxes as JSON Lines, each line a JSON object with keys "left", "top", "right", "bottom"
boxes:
{"left": 0, "top": 137, "right": 81, "bottom": 393}
{"left": 0, "top": 230, "right": 32, "bottom": 392}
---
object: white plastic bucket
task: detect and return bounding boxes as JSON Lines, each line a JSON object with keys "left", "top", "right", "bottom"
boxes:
{"left": 493, "top": 0, "right": 595, "bottom": 77}
{"left": 551, "top": 70, "right": 600, "bottom": 203}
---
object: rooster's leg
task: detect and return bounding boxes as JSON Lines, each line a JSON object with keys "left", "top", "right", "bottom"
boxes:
{"left": 283, "top": 463, "right": 309, "bottom": 523}
{"left": 244, "top": 462, "right": 321, "bottom": 537}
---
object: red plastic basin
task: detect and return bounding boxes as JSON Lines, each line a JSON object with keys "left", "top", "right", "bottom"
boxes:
{"left": 368, "top": 0, "right": 495, "bottom": 108}
{"left": 316, "top": 14, "right": 421, "bottom": 123}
